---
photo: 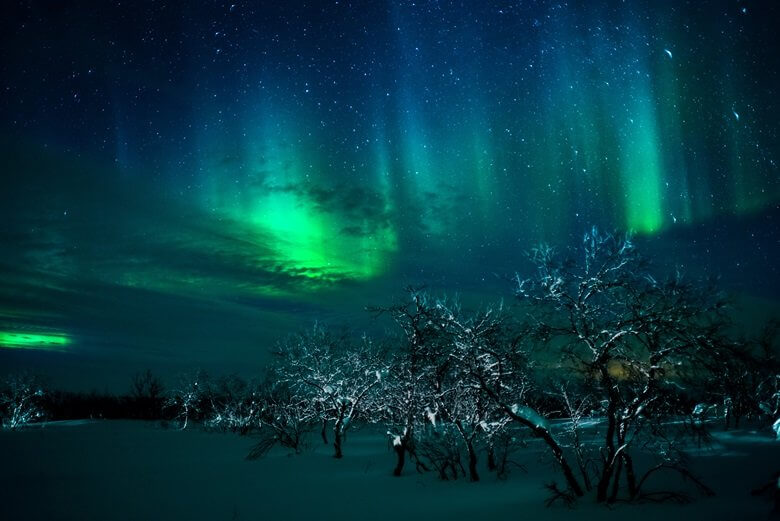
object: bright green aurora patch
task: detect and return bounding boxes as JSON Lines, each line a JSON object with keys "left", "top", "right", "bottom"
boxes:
{"left": 0, "top": 331, "right": 71, "bottom": 351}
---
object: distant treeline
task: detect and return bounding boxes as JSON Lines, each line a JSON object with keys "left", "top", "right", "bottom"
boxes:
{"left": 13, "top": 370, "right": 609, "bottom": 423}
{"left": 30, "top": 369, "right": 257, "bottom": 422}
{"left": 1, "top": 369, "right": 169, "bottom": 422}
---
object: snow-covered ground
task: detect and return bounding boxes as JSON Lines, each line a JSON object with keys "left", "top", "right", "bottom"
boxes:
{"left": 0, "top": 420, "right": 777, "bottom": 520}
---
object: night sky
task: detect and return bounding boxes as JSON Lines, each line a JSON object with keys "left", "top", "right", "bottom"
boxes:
{"left": 1, "top": 1, "right": 778, "bottom": 389}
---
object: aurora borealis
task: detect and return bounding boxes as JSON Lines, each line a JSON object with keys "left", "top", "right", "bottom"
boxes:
{"left": 0, "top": 331, "right": 71, "bottom": 351}
{"left": 0, "top": 1, "right": 778, "bottom": 388}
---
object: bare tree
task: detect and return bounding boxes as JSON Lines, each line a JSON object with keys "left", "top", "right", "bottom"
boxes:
{"left": 247, "top": 378, "right": 312, "bottom": 459}
{"left": 241, "top": 226, "right": 775, "bottom": 506}
{"left": 415, "top": 421, "right": 465, "bottom": 480}
{"left": 559, "top": 383, "right": 595, "bottom": 492}
{"left": 369, "top": 290, "right": 451, "bottom": 476}
{"left": 374, "top": 292, "right": 522, "bottom": 482}
{"left": 0, "top": 374, "right": 45, "bottom": 429}
{"left": 511, "top": 227, "right": 723, "bottom": 503}
{"left": 130, "top": 369, "right": 165, "bottom": 419}
{"left": 379, "top": 346, "right": 430, "bottom": 476}
{"left": 434, "top": 298, "right": 587, "bottom": 494}
{"left": 274, "top": 324, "right": 384, "bottom": 458}
{"left": 206, "top": 374, "right": 258, "bottom": 434}
{"left": 432, "top": 300, "right": 520, "bottom": 482}
{"left": 166, "top": 370, "right": 208, "bottom": 430}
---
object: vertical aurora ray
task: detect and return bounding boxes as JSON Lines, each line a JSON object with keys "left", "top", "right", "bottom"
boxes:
{"left": 653, "top": 51, "right": 693, "bottom": 226}
{"left": 397, "top": 88, "right": 447, "bottom": 238}
{"left": 719, "top": 58, "right": 774, "bottom": 216}
{"left": 462, "top": 78, "right": 498, "bottom": 225}
{"left": 368, "top": 117, "right": 399, "bottom": 260}
{"left": 392, "top": 4, "right": 450, "bottom": 238}
{"left": 618, "top": 91, "right": 665, "bottom": 234}
{"left": 610, "top": 12, "right": 665, "bottom": 235}
{"left": 470, "top": 129, "right": 494, "bottom": 221}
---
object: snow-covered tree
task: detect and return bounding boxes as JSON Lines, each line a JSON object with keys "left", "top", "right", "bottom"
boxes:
{"left": 206, "top": 374, "right": 258, "bottom": 434}
{"left": 247, "top": 377, "right": 312, "bottom": 459}
{"left": 0, "top": 373, "right": 45, "bottom": 429}
{"left": 374, "top": 292, "right": 520, "bottom": 481}
{"left": 432, "top": 300, "right": 520, "bottom": 482}
{"left": 165, "top": 370, "right": 208, "bottom": 430}
{"left": 511, "top": 227, "right": 723, "bottom": 503}
{"left": 431, "top": 298, "right": 583, "bottom": 490}
{"left": 369, "top": 290, "right": 451, "bottom": 476}
{"left": 274, "top": 324, "right": 384, "bottom": 458}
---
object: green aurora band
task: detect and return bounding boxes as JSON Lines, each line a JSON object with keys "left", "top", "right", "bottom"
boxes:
{"left": 0, "top": 1, "right": 777, "bottom": 362}
{"left": 0, "top": 331, "right": 71, "bottom": 351}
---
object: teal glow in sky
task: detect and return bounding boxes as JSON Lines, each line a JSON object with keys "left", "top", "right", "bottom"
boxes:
{"left": 0, "top": 1, "right": 777, "bottom": 387}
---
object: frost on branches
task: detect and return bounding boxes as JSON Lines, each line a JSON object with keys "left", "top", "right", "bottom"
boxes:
{"left": 1, "top": 374, "right": 45, "bottom": 430}
{"left": 272, "top": 324, "right": 385, "bottom": 459}
{"left": 132, "top": 226, "right": 778, "bottom": 509}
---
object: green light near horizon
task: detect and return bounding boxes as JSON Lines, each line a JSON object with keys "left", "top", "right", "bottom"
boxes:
{"left": 0, "top": 331, "right": 71, "bottom": 351}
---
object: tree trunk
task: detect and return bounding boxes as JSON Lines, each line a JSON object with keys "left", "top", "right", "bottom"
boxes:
{"left": 453, "top": 420, "right": 480, "bottom": 482}
{"left": 450, "top": 462, "right": 459, "bottom": 480}
{"left": 724, "top": 404, "right": 731, "bottom": 430}
{"left": 570, "top": 421, "right": 591, "bottom": 491}
{"left": 548, "top": 433, "right": 584, "bottom": 497}
{"left": 467, "top": 441, "right": 479, "bottom": 482}
{"left": 609, "top": 425, "right": 633, "bottom": 503}
{"left": 321, "top": 420, "right": 328, "bottom": 445}
{"left": 488, "top": 390, "right": 584, "bottom": 496}
{"left": 333, "top": 419, "right": 344, "bottom": 459}
{"left": 597, "top": 376, "right": 619, "bottom": 503}
{"left": 392, "top": 418, "right": 417, "bottom": 476}
{"left": 487, "top": 443, "right": 497, "bottom": 472}
{"left": 623, "top": 453, "right": 638, "bottom": 499}
{"left": 393, "top": 441, "right": 406, "bottom": 476}
{"left": 608, "top": 455, "right": 623, "bottom": 503}
{"left": 597, "top": 463, "right": 615, "bottom": 501}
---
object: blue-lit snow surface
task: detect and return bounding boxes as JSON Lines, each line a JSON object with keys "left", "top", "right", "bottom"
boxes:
{"left": 0, "top": 420, "right": 777, "bottom": 520}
